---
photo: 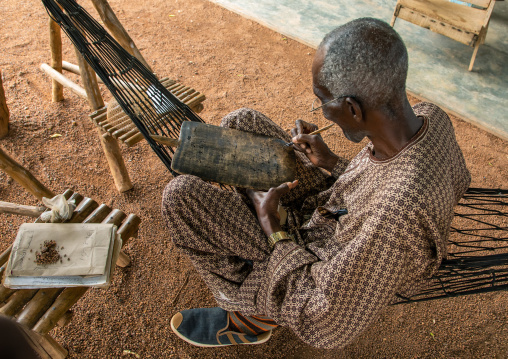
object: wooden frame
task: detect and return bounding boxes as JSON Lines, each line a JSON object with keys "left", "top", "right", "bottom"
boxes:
{"left": 40, "top": 0, "right": 154, "bottom": 193}
{"left": 40, "top": 0, "right": 207, "bottom": 191}
{"left": 391, "top": 0, "right": 496, "bottom": 71}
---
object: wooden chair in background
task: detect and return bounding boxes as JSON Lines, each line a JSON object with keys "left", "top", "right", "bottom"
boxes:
{"left": 391, "top": 0, "right": 497, "bottom": 71}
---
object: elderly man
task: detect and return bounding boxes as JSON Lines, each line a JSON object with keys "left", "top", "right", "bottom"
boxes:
{"left": 162, "top": 17, "right": 470, "bottom": 349}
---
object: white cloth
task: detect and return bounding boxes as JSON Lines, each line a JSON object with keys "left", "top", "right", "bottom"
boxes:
{"left": 40, "top": 195, "right": 76, "bottom": 223}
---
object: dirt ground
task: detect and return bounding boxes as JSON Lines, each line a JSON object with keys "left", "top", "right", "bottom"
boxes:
{"left": 1, "top": 0, "right": 507, "bottom": 358}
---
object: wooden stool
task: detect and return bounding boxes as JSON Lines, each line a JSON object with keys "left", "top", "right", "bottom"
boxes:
{"left": 391, "top": 0, "right": 497, "bottom": 71}
{"left": 0, "top": 189, "right": 141, "bottom": 358}
{"left": 90, "top": 77, "right": 206, "bottom": 147}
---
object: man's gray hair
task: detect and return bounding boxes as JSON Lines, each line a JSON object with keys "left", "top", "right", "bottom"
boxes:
{"left": 318, "top": 18, "right": 408, "bottom": 110}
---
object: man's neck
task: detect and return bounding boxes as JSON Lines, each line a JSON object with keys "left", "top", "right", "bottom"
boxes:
{"left": 368, "top": 102, "right": 423, "bottom": 161}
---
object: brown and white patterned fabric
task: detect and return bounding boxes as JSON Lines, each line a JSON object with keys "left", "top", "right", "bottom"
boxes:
{"left": 161, "top": 103, "right": 470, "bottom": 349}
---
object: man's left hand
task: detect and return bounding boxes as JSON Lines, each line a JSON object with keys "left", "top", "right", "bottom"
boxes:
{"left": 247, "top": 180, "right": 299, "bottom": 237}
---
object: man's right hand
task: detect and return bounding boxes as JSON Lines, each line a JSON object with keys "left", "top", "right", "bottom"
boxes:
{"left": 290, "top": 119, "right": 339, "bottom": 172}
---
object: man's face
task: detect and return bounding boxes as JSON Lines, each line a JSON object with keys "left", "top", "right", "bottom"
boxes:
{"left": 311, "top": 47, "right": 366, "bottom": 143}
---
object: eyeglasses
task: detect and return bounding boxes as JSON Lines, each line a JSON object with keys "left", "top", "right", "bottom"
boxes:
{"left": 310, "top": 95, "right": 357, "bottom": 113}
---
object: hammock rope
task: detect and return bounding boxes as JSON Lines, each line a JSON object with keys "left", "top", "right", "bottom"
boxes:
{"left": 394, "top": 188, "right": 508, "bottom": 304}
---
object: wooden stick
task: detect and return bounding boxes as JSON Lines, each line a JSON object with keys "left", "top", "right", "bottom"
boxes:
{"left": 0, "top": 246, "right": 12, "bottom": 267}
{"left": 102, "top": 208, "right": 127, "bottom": 226}
{"left": 125, "top": 133, "right": 145, "bottom": 147}
{"left": 0, "top": 286, "right": 15, "bottom": 304}
{"left": 0, "top": 268, "right": 14, "bottom": 303}
{"left": 83, "top": 204, "right": 113, "bottom": 223}
{"left": 0, "top": 201, "right": 46, "bottom": 217}
{"left": 68, "top": 198, "right": 99, "bottom": 223}
{"left": 116, "top": 251, "right": 130, "bottom": 267}
{"left": 117, "top": 214, "right": 141, "bottom": 248}
{"left": 62, "top": 189, "right": 75, "bottom": 200}
{"left": 0, "top": 289, "right": 38, "bottom": 317}
{"left": 74, "top": 49, "right": 104, "bottom": 111}
{"left": 62, "top": 60, "right": 103, "bottom": 83}
{"left": 74, "top": 50, "right": 133, "bottom": 193}
{"left": 56, "top": 310, "right": 73, "bottom": 328}
{"left": 285, "top": 123, "right": 335, "bottom": 147}
{"left": 40, "top": 63, "right": 88, "bottom": 99}
{"left": 118, "top": 127, "right": 140, "bottom": 142}
{"left": 150, "top": 135, "right": 179, "bottom": 147}
{"left": 49, "top": 18, "right": 64, "bottom": 102}
{"left": 0, "top": 69, "right": 9, "bottom": 138}
{"left": 0, "top": 147, "right": 55, "bottom": 201}
{"left": 89, "top": 0, "right": 152, "bottom": 71}
{"left": 171, "top": 272, "right": 190, "bottom": 307}
{"left": 33, "top": 286, "right": 87, "bottom": 334}
{"left": 16, "top": 288, "right": 63, "bottom": 329}
{"left": 27, "top": 331, "right": 68, "bottom": 359}
{"left": 99, "top": 131, "right": 133, "bottom": 192}
{"left": 309, "top": 123, "right": 334, "bottom": 135}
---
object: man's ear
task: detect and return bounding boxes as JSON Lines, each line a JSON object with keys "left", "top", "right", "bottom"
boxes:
{"left": 346, "top": 97, "right": 363, "bottom": 124}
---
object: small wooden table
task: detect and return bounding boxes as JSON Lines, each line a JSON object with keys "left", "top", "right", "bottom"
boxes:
{"left": 0, "top": 189, "right": 141, "bottom": 358}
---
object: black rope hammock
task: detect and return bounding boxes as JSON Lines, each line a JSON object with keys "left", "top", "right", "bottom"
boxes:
{"left": 40, "top": 0, "right": 507, "bottom": 303}
{"left": 41, "top": 0, "right": 204, "bottom": 175}
{"left": 395, "top": 188, "right": 508, "bottom": 304}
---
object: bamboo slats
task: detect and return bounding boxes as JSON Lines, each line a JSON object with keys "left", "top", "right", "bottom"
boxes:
{"left": 90, "top": 77, "right": 206, "bottom": 147}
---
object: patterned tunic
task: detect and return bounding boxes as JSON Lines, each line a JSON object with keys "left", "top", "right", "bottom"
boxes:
{"left": 161, "top": 102, "right": 470, "bottom": 349}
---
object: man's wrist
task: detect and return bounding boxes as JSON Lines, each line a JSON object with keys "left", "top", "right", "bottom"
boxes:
{"left": 323, "top": 153, "right": 340, "bottom": 172}
{"left": 260, "top": 215, "right": 282, "bottom": 237}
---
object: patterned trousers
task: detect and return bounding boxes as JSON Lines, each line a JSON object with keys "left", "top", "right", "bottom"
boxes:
{"left": 161, "top": 108, "right": 332, "bottom": 312}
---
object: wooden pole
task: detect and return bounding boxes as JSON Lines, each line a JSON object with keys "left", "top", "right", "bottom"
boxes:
{"left": 56, "top": 310, "right": 73, "bottom": 328}
{"left": 16, "top": 289, "right": 63, "bottom": 329}
{"left": 33, "top": 287, "right": 87, "bottom": 335}
{"left": 0, "top": 69, "right": 9, "bottom": 138}
{"left": 40, "top": 63, "right": 88, "bottom": 99}
{"left": 68, "top": 197, "right": 99, "bottom": 223}
{"left": 0, "top": 246, "right": 12, "bottom": 267}
{"left": 89, "top": 0, "right": 152, "bottom": 71}
{"left": 49, "top": 18, "right": 64, "bottom": 102}
{"left": 26, "top": 331, "right": 68, "bottom": 359}
{"left": 98, "top": 131, "right": 134, "bottom": 192}
{"left": 73, "top": 48, "right": 104, "bottom": 111}
{"left": 62, "top": 61, "right": 103, "bottom": 84}
{"left": 0, "top": 289, "right": 38, "bottom": 317}
{"left": 0, "top": 268, "right": 14, "bottom": 303}
{"left": 116, "top": 251, "right": 131, "bottom": 267}
{"left": 0, "top": 147, "right": 55, "bottom": 201}
{"left": 115, "top": 214, "right": 140, "bottom": 267}
{"left": 0, "top": 201, "right": 46, "bottom": 217}
{"left": 117, "top": 213, "right": 141, "bottom": 248}
{"left": 74, "top": 49, "right": 133, "bottom": 192}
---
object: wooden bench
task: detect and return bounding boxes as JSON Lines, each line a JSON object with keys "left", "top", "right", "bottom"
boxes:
{"left": 0, "top": 189, "right": 141, "bottom": 358}
{"left": 90, "top": 77, "right": 206, "bottom": 147}
{"left": 391, "top": 0, "right": 497, "bottom": 71}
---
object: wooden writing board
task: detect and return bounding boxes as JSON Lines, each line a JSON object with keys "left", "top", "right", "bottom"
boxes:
{"left": 171, "top": 122, "right": 296, "bottom": 190}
